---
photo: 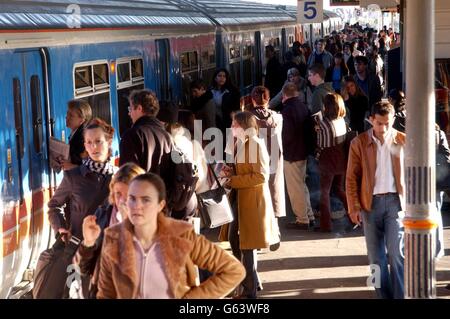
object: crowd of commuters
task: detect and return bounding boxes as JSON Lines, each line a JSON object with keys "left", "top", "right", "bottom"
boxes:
{"left": 43, "top": 22, "right": 449, "bottom": 300}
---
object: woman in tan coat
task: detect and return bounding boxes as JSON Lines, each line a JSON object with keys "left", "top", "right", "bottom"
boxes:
{"left": 97, "top": 173, "right": 245, "bottom": 299}
{"left": 222, "top": 111, "right": 279, "bottom": 299}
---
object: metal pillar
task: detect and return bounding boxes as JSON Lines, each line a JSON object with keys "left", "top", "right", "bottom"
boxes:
{"left": 404, "top": 0, "right": 437, "bottom": 299}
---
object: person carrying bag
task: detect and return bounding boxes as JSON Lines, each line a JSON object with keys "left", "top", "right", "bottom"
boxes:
{"left": 197, "top": 163, "right": 234, "bottom": 229}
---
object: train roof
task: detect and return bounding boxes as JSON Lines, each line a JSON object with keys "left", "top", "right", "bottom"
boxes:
{"left": 0, "top": 0, "right": 298, "bottom": 30}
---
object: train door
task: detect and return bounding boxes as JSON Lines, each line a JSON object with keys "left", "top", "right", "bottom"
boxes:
{"left": 155, "top": 39, "right": 171, "bottom": 101}
{"left": 4, "top": 50, "right": 49, "bottom": 297}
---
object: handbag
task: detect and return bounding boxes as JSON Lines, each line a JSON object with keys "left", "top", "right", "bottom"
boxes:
{"left": 197, "top": 164, "right": 234, "bottom": 228}
{"left": 32, "top": 234, "right": 81, "bottom": 299}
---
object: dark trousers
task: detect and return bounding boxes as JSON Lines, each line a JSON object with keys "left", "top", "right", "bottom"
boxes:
{"left": 319, "top": 171, "right": 348, "bottom": 231}
{"left": 228, "top": 195, "right": 258, "bottom": 298}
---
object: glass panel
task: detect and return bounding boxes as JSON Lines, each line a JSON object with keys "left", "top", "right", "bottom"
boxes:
{"left": 86, "top": 92, "right": 111, "bottom": 125}
{"left": 189, "top": 51, "right": 198, "bottom": 69}
{"left": 74, "top": 65, "right": 92, "bottom": 90}
{"left": 30, "top": 75, "right": 43, "bottom": 153}
{"left": 243, "top": 59, "right": 253, "bottom": 88}
{"left": 117, "top": 62, "right": 131, "bottom": 83}
{"left": 131, "top": 59, "right": 143, "bottom": 79}
{"left": 181, "top": 53, "right": 190, "bottom": 72}
{"left": 13, "top": 78, "right": 24, "bottom": 159}
{"left": 93, "top": 63, "right": 109, "bottom": 86}
{"left": 229, "top": 62, "right": 240, "bottom": 89}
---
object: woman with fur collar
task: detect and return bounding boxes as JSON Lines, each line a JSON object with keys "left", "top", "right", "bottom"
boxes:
{"left": 97, "top": 173, "right": 245, "bottom": 299}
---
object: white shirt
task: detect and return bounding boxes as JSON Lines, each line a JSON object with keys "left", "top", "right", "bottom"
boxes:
{"left": 371, "top": 129, "right": 397, "bottom": 195}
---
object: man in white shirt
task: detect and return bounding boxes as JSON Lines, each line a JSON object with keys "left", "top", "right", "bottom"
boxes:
{"left": 346, "top": 101, "right": 406, "bottom": 299}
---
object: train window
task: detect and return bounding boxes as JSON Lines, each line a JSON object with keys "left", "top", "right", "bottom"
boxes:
{"left": 230, "top": 47, "right": 240, "bottom": 60}
{"left": 93, "top": 64, "right": 109, "bottom": 89}
{"left": 116, "top": 57, "right": 144, "bottom": 135}
{"left": 201, "top": 47, "right": 216, "bottom": 84}
{"left": 229, "top": 62, "right": 240, "bottom": 89}
{"left": 30, "top": 75, "right": 43, "bottom": 153}
{"left": 13, "top": 78, "right": 24, "bottom": 159}
{"left": 117, "top": 62, "right": 131, "bottom": 83}
{"left": 288, "top": 35, "right": 295, "bottom": 47}
{"left": 74, "top": 65, "right": 93, "bottom": 94}
{"left": 181, "top": 51, "right": 199, "bottom": 73}
{"left": 74, "top": 61, "right": 111, "bottom": 124}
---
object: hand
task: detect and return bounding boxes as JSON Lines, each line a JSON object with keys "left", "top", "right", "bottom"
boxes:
{"left": 349, "top": 211, "right": 362, "bottom": 226}
{"left": 58, "top": 228, "right": 71, "bottom": 243}
{"left": 82, "top": 215, "right": 101, "bottom": 247}
{"left": 220, "top": 165, "right": 233, "bottom": 178}
{"left": 61, "top": 160, "right": 77, "bottom": 171}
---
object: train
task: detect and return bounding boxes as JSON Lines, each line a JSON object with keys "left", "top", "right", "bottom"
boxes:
{"left": 0, "top": 0, "right": 344, "bottom": 298}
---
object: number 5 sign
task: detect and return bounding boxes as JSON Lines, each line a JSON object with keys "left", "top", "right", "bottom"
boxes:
{"left": 297, "top": 0, "right": 323, "bottom": 24}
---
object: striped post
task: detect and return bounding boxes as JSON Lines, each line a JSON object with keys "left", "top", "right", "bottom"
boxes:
{"left": 404, "top": 0, "right": 437, "bottom": 299}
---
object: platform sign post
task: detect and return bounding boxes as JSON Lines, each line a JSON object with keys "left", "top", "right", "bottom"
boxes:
{"left": 297, "top": 0, "right": 323, "bottom": 24}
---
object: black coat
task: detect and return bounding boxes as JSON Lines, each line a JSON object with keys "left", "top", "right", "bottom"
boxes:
{"left": 353, "top": 73, "right": 383, "bottom": 109}
{"left": 69, "top": 123, "right": 86, "bottom": 165}
{"left": 47, "top": 165, "right": 112, "bottom": 239}
{"left": 119, "top": 115, "right": 173, "bottom": 175}
{"left": 345, "top": 94, "right": 369, "bottom": 134}
{"left": 281, "top": 97, "right": 310, "bottom": 162}
{"left": 265, "top": 57, "right": 284, "bottom": 98}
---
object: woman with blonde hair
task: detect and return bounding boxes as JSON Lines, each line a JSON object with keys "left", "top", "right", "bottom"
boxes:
{"left": 316, "top": 93, "right": 349, "bottom": 232}
{"left": 221, "top": 111, "right": 279, "bottom": 298}
{"left": 62, "top": 99, "right": 92, "bottom": 170}
{"left": 97, "top": 173, "right": 245, "bottom": 299}
{"left": 73, "top": 162, "right": 145, "bottom": 298}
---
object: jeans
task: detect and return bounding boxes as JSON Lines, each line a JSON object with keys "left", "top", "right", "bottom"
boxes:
{"left": 361, "top": 193, "right": 404, "bottom": 299}
{"left": 319, "top": 172, "right": 347, "bottom": 231}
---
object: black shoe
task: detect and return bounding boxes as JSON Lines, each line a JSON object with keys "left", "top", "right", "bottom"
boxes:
{"left": 269, "top": 242, "right": 280, "bottom": 251}
{"left": 309, "top": 220, "right": 316, "bottom": 228}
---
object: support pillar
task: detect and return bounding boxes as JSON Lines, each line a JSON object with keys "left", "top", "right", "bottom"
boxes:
{"left": 404, "top": 0, "right": 437, "bottom": 299}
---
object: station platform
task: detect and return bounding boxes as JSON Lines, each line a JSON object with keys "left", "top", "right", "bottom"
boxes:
{"left": 206, "top": 211, "right": 450, "bottom": 299}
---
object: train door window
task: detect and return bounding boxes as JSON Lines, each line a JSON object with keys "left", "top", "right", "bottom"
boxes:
{"left": 288, "top": 35, "right": 295, "bottom": 48}
{"left": 155, "top": 39, "right": 171, "bottom": 101}
{"left": 243, "top": 43, "right": 254, "bottom": 88}
{"left": 229, "top": 45, "right": 241, "bottom": 88}
{"left": 116, "top": 57, "right": 145, "bottom": 136}
{"left": 180, "top": 50, "right": 200, "bottom": 107}
{"left": 30, "top": 75, "right": 43, "bottom": 153}
{"left": 13, "top": 78, "right": 24, "bottom": 159}
{"left": 201, "top": 47, "right": 216, "bottom": 85}
{"left": 73, "top": 60, "right": 111, "bottom": 124}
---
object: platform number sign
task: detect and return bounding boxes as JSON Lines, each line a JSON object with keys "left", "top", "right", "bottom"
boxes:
{"left": 297, "top": 0, "right": 323, "bottom": 24}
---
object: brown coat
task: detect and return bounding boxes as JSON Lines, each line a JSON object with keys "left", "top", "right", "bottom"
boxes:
{"left": 229, "top": 135, "right": 279, "bottom": 250}
{"left": 96, "top": 213, "right": 245, "bottom": 299}
{"left": 346, "top": 129, "right": 406, "bottom": 215}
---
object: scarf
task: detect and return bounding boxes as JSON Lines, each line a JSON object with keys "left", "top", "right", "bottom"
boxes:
{"left": 82, "top": 157, "right": 115, "bottom": 176}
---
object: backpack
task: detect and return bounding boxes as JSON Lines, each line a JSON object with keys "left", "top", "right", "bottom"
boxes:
{"left": 166, "top": 145, "right": 199, "bottom": 220}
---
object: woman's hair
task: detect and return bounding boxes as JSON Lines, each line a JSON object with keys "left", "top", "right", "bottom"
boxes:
{"left": 67, "top": 99, "right": 92, "bottom": 123}
{"left": 211, "top": 68, "right": 236, "bottom": 91}
{"left": 343, "top": 75, "right": 366, "bottom": 97}
{"left": 233, "top": 111, "right": 259, "bottom": 134}
{"left": 250, "top": 86, "right": 270, "bottom": 107}
{"left": 130, "top": 173, "right": 168, "bottom": 215}
{"left": 323, "top": 93, "right": 346, "bottom": 120}
{"left": 84, "top": 118, "right": 115, "bottom": 141}
{"left": 108, "top": 163, "right": 145, "bottom": 205}
{"left": 129, "top": 89, "right": 160, "bottom": 116}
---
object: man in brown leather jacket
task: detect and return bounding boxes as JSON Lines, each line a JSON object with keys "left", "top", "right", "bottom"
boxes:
{"left": 346, "top": 101, "right": 405, "bottom": 299}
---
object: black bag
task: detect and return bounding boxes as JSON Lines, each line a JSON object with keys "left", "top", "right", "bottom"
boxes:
{"left": 166, "top": 146, "right": 199, "bottom": 219}
{"left": 197, "top": 164, "right": 233, "bottom": 228}
{"left": 32, "top": 234, "right": 81, "bottom": 299}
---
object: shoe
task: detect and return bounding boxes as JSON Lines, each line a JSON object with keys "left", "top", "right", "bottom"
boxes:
{"left": 269, "top": 242, "right": 280, "bottom": 251}
{"left": 309, "top": 220, "right": 316, "bottom": 228}
{"left": 286, "top": 221, "right": 310, "bottom": 230}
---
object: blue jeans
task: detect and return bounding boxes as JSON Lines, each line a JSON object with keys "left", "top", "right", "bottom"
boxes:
{"left": 361, "top": 193, "right": 404, "bottom": 299}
